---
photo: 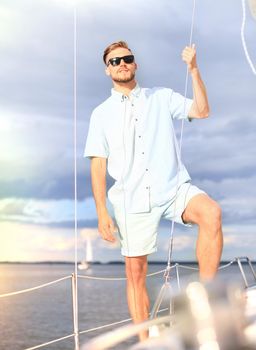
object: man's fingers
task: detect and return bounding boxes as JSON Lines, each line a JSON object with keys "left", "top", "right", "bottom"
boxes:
{"left": 105, "top": 231, "right": 116, "bottom": 242}
{"left": 109, "top": 219, "right": 115, "bottom": 232}
{"left": 100, "top": 224, "right": 116, "bottom": 242}
{"left": 181, "top": 47, "right": 198, "bottom": 72}
{"left": 182, "top": 52, "right": 192, "bottom": 59}
{"left": 182, "top": 45, "right": 196, "bottom": 56}
{"left": 107, "top": 222, "right": 116, "bottom": 242}
{"left": 101, "top": 230, "right": 115, "bottom": 242}
{"left": 109, "top": 218, "right": 118, "bottom": 234}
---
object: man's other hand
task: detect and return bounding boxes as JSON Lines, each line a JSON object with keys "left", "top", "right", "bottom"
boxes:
{"left": 98, "top": 211, "right": 117, "bottom": 242}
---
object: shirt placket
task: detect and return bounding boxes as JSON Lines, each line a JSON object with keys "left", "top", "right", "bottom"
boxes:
{"left": 133, "top": 95, "right": 151, "bottom": 208}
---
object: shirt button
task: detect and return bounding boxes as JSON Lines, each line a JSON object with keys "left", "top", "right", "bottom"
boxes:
{"left": 138, "top": 135, "right": 141, "bottom": 138}
{"left": 146, "top": 186, "right": 149, "bottom": 189}
{"left": 135, "top": 118, "right": 138, "bottom": 121}
{"left": 146, "top": 169, "right": 148, "bottom": 171}
{"left": 142, "top": 152, "right": 145, "bottom": 155}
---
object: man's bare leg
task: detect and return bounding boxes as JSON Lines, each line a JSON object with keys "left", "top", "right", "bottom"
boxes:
{"left": 182, "top": 194, "right": 223, "bottom": 280}
{"left": 125, "top": 255, "right": 150, "bottom": 341}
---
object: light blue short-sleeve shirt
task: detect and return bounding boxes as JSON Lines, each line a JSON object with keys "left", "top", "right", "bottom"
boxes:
{"left": 84, "top": 84, "right": 194, "bottom": 213}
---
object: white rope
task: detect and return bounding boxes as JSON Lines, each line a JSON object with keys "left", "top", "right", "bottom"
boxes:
{"left": 13, "top": 257, "right": 248, "bottom": 350}
{"left": 79, "top": 307, "right": 169, "bottom": 335}
{"left": 77, "top": 268, "right": 170, "bottom": 281}
{"left": 165, "top": 0, "right": 197, "bottom": 279}
{"left": 78, "top": 274, "right": 127, "bottom": 281}
{"left": 218, "top": 259, "right": 236, "bottom": 270}
{"left": 177, "top": 264, "right": 198, "bottom": 271}
{"left": 0, "top": 275, "right": 71, "bottom": 298}
{"left": 83, "top": 315, "right": 172, "bottom": 350}
{"left": 23, "top": 309, "right": 169, "bottom": 349}
{"left": 241, "top": 0, "right": 256, "bottom": 75}
{"left": 79, "top": 318, "right": 132, "bottom": 335}
{"left": 0, "top": 261, "right": 238, "bottom": 299}
{"left": 178, "top": 259, "right": 237, "bottom": 271}
{"left": 24, "top": 333, "right": 75, "bottom": 350}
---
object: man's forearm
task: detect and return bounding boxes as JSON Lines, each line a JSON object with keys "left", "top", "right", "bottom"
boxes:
{"left": 90, "top": 157, "right": 116, "bottom": 242}
{"left": 91, "top": 157, "right": 108, "bottom": 215}
{"left": 190, "top": 68, "right": 210, "bottom": 118}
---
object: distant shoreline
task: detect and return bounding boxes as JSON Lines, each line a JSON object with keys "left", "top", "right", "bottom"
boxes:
{"left": 0, "top": 260, "right": 192, "bottom": 265}
{"left": 0, "top": 260, "right": 253, "bottom": 265}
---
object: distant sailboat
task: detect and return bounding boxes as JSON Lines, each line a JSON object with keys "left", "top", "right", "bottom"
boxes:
{"left": 78, "top": 237, "right": 93, "bottom": 270}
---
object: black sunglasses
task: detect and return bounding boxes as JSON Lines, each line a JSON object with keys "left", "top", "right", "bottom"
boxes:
{"left": 107, "top": 55, "right": 135, "bottom": 67}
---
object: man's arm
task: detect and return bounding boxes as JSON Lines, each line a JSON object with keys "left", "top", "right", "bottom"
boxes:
{"left": 182, "top": 44, "right": 210, "bottom": 119}
{"left": 91, "top": 157, "right": 116, "bottom": 242}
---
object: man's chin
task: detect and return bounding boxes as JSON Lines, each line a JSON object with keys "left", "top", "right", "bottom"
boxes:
{"left": 113, "top": 73, "right": 135, "bottom": 84}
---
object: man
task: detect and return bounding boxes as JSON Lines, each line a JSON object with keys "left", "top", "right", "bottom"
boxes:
{"left": 84, "top": 41, "right": 223, "bottom": 341}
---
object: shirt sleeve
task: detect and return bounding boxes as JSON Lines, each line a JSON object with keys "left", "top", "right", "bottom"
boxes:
{"left": 169, "top": 90, "right": 193, "bottom": 120}
{"left": 84, "top": 111, "right": 109, "bottom": 159}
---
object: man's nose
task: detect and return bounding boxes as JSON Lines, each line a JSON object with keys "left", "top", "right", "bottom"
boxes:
{"left": 120, "top": 58, "right": 127, "bottom": 65}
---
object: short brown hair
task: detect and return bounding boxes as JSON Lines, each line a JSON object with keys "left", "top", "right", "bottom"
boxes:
{"left": 103, "top": 41, "right": 132, "bottom": 64}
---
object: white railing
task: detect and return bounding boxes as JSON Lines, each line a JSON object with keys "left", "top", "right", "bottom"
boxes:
{"left": 0, "top": 257, "right": 255, "bottom": 350}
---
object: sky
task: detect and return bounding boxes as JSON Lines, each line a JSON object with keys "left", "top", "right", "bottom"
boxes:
{"left": 0, "top": 0, "right": 255, "bottom": 263}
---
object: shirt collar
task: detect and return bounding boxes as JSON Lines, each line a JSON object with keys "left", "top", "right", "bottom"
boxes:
{"left": 111, "top": 83, "right": 141, "bottom": 101}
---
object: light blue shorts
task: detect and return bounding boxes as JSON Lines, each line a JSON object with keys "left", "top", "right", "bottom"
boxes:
{"left": 113, "top": 182, "right": 205, "bottom": 257}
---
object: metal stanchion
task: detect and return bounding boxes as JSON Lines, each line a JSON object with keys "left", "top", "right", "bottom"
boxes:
{"left": 72, "top": 273, "right": 80, "bottom": 350}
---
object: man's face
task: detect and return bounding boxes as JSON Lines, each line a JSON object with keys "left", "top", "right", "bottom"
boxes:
{"left": 105, "top": 47, "right": 137, "bottom": 83}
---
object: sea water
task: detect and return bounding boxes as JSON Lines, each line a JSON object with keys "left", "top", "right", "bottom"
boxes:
{"left": 0, "top": 262, "right": 254, "bottom": 350}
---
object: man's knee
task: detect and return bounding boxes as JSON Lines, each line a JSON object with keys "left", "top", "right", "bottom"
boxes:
{"left": 125, "top": 256, "right": 147, "bottom": 284}
{"left": 208, "top": 201, "right": 222, "bottom": 227}
{"left": 199, "top": 200, "right": 222, "bottom": 232}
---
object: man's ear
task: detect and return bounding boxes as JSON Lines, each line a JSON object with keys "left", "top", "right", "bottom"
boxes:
{"left": 105, "top": 67, "right": 111, "bottom": 76}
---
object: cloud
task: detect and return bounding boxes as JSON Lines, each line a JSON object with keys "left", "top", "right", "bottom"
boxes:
{"left": 0, "top": 221, "right": 82, "bottom": 262}
{"left": 0, "top": 196, "right": 100, "bottom": 224}
{"left": 0, "top": 199, "right": 28, "bottom": 216}
{"left": 80, "top": 228, "right": 99, "bottom": 240}
{"left": 1, "top": 218, "right": 255, "bottom": 263}
{"left": 0, "top": 221, "right": 122, "bottom": 263}
{"left": 0, "top": 0, "right": 75, "bottom": 118}
{"left": 0, "top": 0, "right": 256, "bottom": 261}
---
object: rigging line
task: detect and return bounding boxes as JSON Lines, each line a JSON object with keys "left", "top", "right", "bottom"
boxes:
{"left": 165, "top": 0, "right": 197, "bottom": 276}
{"left": 73, "top": 5, "right": 79, "bottom": 350}
{"left": 241, "top": 0, "right": 256, "bottom": 75}
{"left": 73, "top": 1, "right": 78, "bottom": 278}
